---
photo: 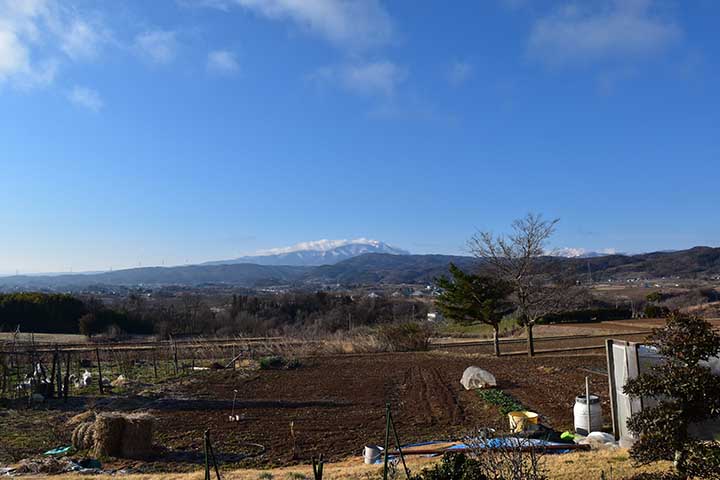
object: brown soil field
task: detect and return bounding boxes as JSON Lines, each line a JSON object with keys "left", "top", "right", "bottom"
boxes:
{"left": 1, "top": 351, "right": 609, "bottom": 471}
{"left": 94, "top": 352, "right": 607, "bottom": 470}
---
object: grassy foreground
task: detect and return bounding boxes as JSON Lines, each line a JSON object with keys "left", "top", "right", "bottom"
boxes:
{"left": 13, "top": 450, "right": 670, "bottom": 480}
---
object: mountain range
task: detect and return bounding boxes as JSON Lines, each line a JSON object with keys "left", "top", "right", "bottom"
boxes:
{"left": 1, "top": 246, "right": 719, "bottom": 290}
{"left": 202, "top": 238, "right": 408, "bottom": 267}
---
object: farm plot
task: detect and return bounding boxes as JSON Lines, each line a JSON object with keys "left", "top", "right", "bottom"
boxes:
{"left": 1, "top": 351, "right": 609, "bottom": 470}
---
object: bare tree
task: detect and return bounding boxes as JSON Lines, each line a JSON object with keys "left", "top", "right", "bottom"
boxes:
{"left": 468, "top": 213, "right": 576, "bottom": 356}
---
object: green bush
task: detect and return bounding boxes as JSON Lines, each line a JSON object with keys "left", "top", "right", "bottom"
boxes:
{"left": 259, "top": 356, "right": 302, "bottom": 370}
{"left": 259, "top": 356, "right": 286, "bottom": 369}
{"left": 285, "top": 358, "right": 302, "bottom": 370}
{"left": 410, "top": 453, "right": 487, "bottom": 480}
{"left": 624, "top": 313, "right": 720, "bottom": 479}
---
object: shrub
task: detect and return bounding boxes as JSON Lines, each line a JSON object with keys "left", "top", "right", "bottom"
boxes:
{"left": 285, "top": 358, "right": 302, "bottom": 369}
{"left": 410, "top": 453, "right": 487, "bottom": 480}
{"left": 258, "top": 356, "right": 301, "bottom": 370}
{"left": 411, "top": 449, "right": 547, "bottom": 480}
{"left": 259, "top": 356, "right": 285, "bottom": 370}
{"left": 377, "top": 322, "right": 433, "bottom": 352}
{"left": 624, "top": 313, "right": 720, "bottom": 479}
{"left": 642, "top": 304, "right": 670, "bottom": 318}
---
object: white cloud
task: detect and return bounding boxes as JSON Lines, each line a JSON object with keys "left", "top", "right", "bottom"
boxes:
{"left": 0, "top": 29, "right": 30, "bottom": 81}
{"left": 134, "top": 30, "right": 178, "bottom": 65}
{"left": 67, "top": 85, "right": 103, "bottom": 111}
{"left": 60, "top": 19, "right": 105, "bottom": 60}
{"left": 311, "top": 60, "right": 406, "bottom": 97}
{"left": 447, "top": 61, "right": 473, "bottom": 86}
{"left": 528, "top": 0, "right": 681, "bottom": 67}
{"left": 207, "top": 49, "right": 240, "bottom": 74}
{"left": 197, "top": 0, "right": 394, "bottom": 51}
{"left": 0, "top": 0, "right": 107, "bottom": 88}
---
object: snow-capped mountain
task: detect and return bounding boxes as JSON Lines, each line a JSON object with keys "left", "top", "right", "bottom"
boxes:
{"left": 552, "top": 247, "right": 622, "bottom": 258}
{"left": 204, "top": 238, "right": 410, "bottom": 267}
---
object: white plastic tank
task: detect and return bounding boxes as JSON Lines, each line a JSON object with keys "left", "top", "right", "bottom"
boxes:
{"left": 574, "top": 394, "right": 603, "bottom": 435}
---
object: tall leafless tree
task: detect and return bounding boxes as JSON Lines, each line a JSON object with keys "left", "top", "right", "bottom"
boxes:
{"left": 468, "top": 213, "right": 577, "bottom": 356}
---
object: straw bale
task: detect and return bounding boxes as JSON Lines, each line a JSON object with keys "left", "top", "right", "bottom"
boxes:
{"left": 93, "top": 412, "right": 125, "bottom": 457}
{"left": 120, "top": 412, "right": 155, "bottom": 458}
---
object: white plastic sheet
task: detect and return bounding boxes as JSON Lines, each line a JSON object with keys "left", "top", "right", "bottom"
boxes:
{"left": 460, "top": 366, "right": 497, "bottom": 390}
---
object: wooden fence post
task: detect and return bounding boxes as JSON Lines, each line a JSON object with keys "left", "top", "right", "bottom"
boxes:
{"left": 49, "top": 348, "right": 58, "bottom": 399}
{"left": 95, "top": 348, "right": 104, "bottom": 394}
{"left": 63, "top": 352, "right": 71, "bottom": 402}
{"left": 152, "top": 348, "right": 158, "bottom": 381}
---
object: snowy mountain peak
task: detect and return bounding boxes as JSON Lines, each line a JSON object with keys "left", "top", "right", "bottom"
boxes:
{"left": 256, "top": 238, "right": 385, "bottom": 255}
{"left": 552, "top": 247, "right": 620, "bottom": 258}
{"left": 205, "top": 238, "right": 409, "bottom": 267}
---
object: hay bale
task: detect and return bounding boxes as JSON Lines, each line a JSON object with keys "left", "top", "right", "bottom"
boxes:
{"left": 71, "top": 423, "right": 83, "bottom": 449}
{"left": 83, "top": 423, "right": 96, "bottom": 450}
{"left": 93, "top": 412, "right": 125, "bottom": 457}
{"left": 72, "top": 422, "right": 96, "bottom": 450}
{"left": 67, "top": 410, "right": 96, "bottom": 427}
{"left": 120, "top": 412, "right": 155, "bottom": 459}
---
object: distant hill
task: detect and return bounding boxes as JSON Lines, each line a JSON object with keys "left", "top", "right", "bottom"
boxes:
{"left": 307, "top": 247, "right": 720, "bottom": 284}
{"left": 1, "top": 246, "right": 719, "bottom": 290}
{"left": 0, "top": 264, "right": 309, "bottom": 289}
{"left": 203, "top": 238, "right": 409, "bottom": 267}
{"left": 579, "top": 246, "right": 720, "bottom": 279}
{"left": 308, "top": 253, "right": 479, "bottom": 285}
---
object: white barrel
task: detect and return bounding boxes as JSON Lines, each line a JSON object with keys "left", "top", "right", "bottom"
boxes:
{"left": 573, "top": 394, "right": 603, "bottom": 435}
{"left": 363, "top": 445, "right": 382, "bottom": 464}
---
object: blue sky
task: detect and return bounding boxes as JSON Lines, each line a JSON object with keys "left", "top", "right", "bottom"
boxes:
{"left": 1, "top": 0, "right": 719, "bottom": 273}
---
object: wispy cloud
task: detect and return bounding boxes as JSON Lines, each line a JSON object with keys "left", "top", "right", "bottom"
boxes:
{"left": 310, "top": 60, "right": 406, "bottom": 97}
{"left": 207, "top": 49, "right": 240, "bottom": 74}
{"left": 0, "top": 0, "right": 108, "bottom": 88}
{"left": 134, "top": 30, "right": 178, "bottom": 65}
{"left": 193, "top": 0, "right": 394, "bottom": 51}
{"left": 527, "top": 0, "right": 681, "bottom": 67}
{"left": 447, "top": 61, "right": 473, "bottom": 86}
{"left": 59, "top": 18, "right": 108, "bottom": 61}
{"left": 67, "top": 85, "right": 103, "bottom": 112}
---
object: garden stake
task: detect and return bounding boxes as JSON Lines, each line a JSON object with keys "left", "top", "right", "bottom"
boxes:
{"left": 312, "top": 454, "right": 324, "bottom": 480}
{"left": 382, "top": 402, "right": 410, "bottom": 480}
{"left": 389, "top": 407, "right": 410, "bottom": 479}
{"left": 203, "top": 430, "right": 221, "bottom": 480}
{"left": 383, "top": 403, "right": 391, "bottom": 480}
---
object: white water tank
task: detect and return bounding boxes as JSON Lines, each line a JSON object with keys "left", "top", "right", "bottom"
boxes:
{"left": 574, "top": 394, "right": 604, "bottom": 435}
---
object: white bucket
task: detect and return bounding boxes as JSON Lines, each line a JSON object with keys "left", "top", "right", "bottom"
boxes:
{"left": 363, "top": 445, "right": 382, "bottom": 464}
{"left": 574, "top": 394, "right": 604, "bottom": 435}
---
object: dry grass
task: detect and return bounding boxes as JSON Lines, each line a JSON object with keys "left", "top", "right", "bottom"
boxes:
{"left": 0, "top": 332, "right": 89, "bottom": 344}
{"left": 22, "top": 450, "right": 673, "bottom": 480}
{"left": 543, "top": 449, "right": 672, "bottom": 479}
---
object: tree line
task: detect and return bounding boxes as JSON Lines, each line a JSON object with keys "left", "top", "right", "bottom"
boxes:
{"left": 0, "top": 291, "right": 429, "bottom": 338}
